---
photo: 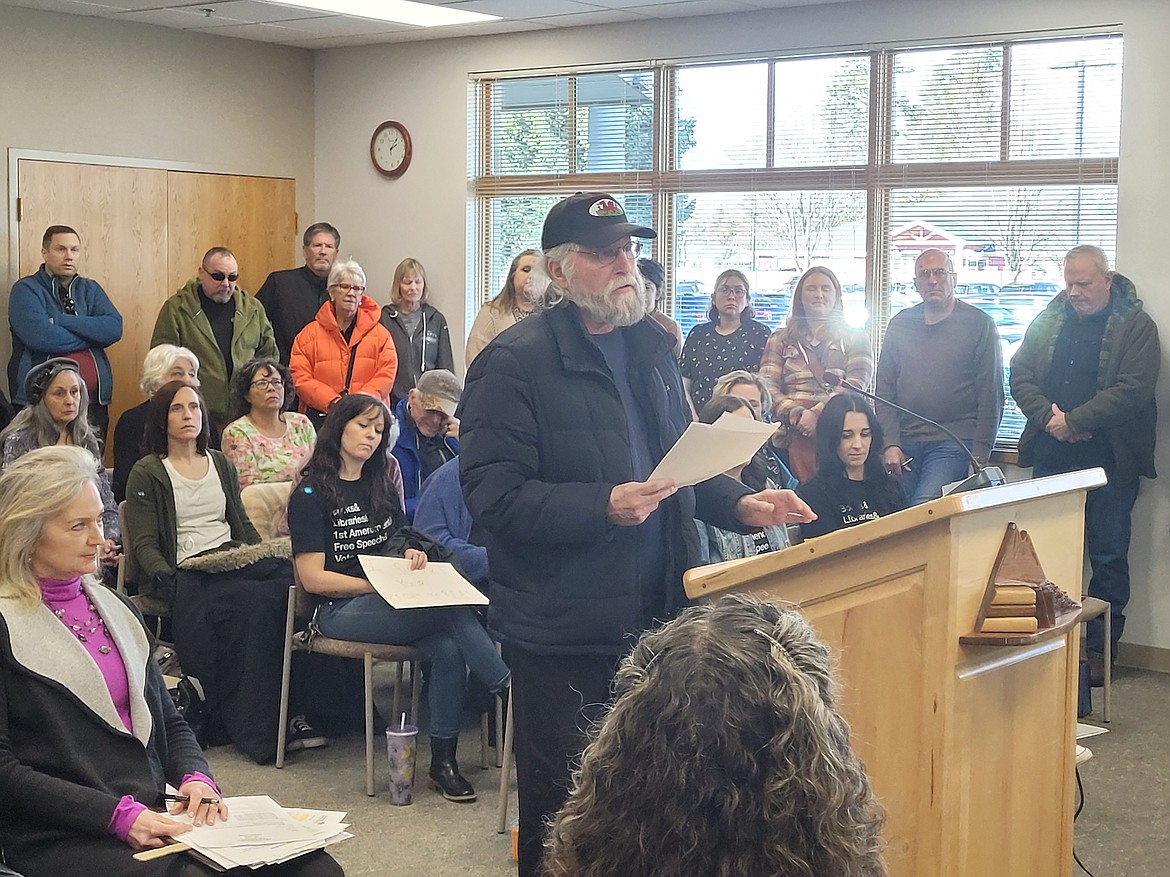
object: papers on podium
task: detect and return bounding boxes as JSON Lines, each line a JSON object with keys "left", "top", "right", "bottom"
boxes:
{"left": 649, "top": 412, "right": 779, "bottom": 488}
{"left": 359, "top": 555, "right": 489, "bottom": 609}
{"left": 174, "top": 795, "right": 351, "bottom": 870}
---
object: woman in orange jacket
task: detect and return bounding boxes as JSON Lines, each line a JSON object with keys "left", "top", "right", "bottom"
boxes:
{"left": 290, "top": 259, "right": 397, "bottom": 422}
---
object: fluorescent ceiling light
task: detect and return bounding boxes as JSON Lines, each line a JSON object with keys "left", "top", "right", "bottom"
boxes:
{"left": 266, "top": 0, "right": 501, "bottom": 27}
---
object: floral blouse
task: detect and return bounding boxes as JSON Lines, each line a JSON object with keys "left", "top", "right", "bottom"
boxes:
{"left": 221, "top": 412, "right": 316, "bottom": 486}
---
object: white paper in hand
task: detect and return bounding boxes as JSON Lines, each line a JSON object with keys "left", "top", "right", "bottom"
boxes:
{"left": 359, "top": 556, "right": 489, "bottom": 609}
{"left": 649, "top": 412, "right": 778, "bottom": 488}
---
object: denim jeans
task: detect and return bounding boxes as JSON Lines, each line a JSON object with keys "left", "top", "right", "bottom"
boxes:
{"left": 897, "top": 439, "right": 973, "bottom": 505}
{"left": 1033, "top": 462, "right": 1139, "bottom": 656}
{"left": 315, "top": 595, "right": 510, "bottom": 739}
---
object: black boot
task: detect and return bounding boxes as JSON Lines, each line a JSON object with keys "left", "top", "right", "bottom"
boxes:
{"left": 428, "top": 736, "right": 476, "bottom": 803}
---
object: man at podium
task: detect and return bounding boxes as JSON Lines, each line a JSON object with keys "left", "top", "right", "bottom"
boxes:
{"left": 459, "top": 193, "right": 814, "bottom": 877}
{"left": 1011, "top": 244, "right": 1160, "bottom": 682}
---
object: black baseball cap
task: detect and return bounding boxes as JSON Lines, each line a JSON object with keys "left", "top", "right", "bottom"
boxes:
{"left": 541, "top": 192, "right": 657, "bottom": 250}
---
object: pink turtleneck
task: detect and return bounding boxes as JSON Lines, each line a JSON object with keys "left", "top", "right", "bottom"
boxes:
{"left": 39, "top": 575, "right": 133, "bottom": 731}
{"left": 38, "top": 576, "right": 218, "bottom": 840}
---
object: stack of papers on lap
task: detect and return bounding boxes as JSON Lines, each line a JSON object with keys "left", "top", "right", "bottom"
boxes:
{"left": 175, "top": 795, "right": 351, "bottom": 870}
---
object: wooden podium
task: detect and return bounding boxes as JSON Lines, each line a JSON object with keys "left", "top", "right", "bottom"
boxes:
{"left": 684, "top": 469, "right": 1105, "bottom": 877}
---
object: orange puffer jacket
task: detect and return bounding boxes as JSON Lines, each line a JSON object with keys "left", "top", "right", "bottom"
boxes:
{"left": 289, "top": 296, "right": 398, "bottom": 412}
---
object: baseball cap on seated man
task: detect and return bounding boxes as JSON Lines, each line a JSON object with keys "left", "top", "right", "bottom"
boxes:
{"left": 414, "top": 369, "right": 462, "bottom": 417}
{"left": 542, "top": 192, "right": 657, "bottom": 250}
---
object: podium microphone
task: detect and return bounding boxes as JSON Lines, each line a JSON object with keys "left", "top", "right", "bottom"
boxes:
{"left": 823, "top": 374, "right": 1005, "bottom": 495}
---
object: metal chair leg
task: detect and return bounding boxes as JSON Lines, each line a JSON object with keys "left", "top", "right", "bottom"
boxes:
{"left": 275, "top": 587, "right": 296, "bottom": 770}
{"left": 1103, "top": 608, "right": 1112, "bottom": 723}
{"left": 496, "top": 693, "right": 514, "bottom": 834}
{"left": 365, "top": 652, "right": 376, "bottom": 797}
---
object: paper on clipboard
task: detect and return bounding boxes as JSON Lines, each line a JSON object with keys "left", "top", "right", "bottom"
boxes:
{"left": 649, "top": 412, "right": 778, "bottom": 488}
{"left": 359, "top": 556, "right": 489, "bottom": 609}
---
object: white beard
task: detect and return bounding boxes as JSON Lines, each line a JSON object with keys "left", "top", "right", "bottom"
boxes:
{"left": 564, "top": 271, "right": 649, "bottom": 327}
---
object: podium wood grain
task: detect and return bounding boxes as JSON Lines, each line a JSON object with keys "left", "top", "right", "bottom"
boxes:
{"left": 685, "top": 470, "right": 1105, "bottom": 877}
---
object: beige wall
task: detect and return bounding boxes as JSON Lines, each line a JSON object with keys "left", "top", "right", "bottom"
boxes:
{"left": 0, "top": 5, "right": 316, "bottom": 339}
{"left": 313, "top": 0, "right": 1170, "bottom": 654}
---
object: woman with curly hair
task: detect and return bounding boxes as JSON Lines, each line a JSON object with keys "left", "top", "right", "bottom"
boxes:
{"left": 544, "top": 594, "right": 886, "bottom": 877}
{"left": 759, "top": 266, "right": 874, "bottom": 481}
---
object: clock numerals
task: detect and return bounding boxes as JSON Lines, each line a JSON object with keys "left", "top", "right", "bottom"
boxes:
{"left": 372, "top": 122, "right": 411, "bottom": 178}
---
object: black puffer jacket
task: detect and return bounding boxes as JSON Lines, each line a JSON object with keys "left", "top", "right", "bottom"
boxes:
{"left": 459, "top": 302, "right": 750, "bottom": 655}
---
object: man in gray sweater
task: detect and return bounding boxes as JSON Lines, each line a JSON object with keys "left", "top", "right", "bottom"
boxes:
{"left": 876, "top": 248, "right": 1003, "bottom": 504}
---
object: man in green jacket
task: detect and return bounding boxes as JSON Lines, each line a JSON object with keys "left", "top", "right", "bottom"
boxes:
{"left": 1011, "top": 244, "right": 1160, "bottom": 681}
{"left": 151, "top": 247, "right": 278, "bottom": 431}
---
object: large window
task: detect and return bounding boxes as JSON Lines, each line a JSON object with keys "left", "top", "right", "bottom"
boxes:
{"left": 472, "top": 34, "right": 1122, "bottom": 447}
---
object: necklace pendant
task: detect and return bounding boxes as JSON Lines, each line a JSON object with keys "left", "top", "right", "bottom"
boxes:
{"left": 71, "top": 624, "right": 82, "bottom": 632}
{"left": 77, "top": 633, "right": 87, "bottom": 642}
{"left": 98, "top": 645, "right": 111, "bottom": 655}
{"left": 54, "top": 609, "right": 65, "bottom": 618}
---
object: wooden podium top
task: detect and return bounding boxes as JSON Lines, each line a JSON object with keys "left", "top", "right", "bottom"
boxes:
{"left": 685, "top": 468, "right": 1106, "bottom": 600}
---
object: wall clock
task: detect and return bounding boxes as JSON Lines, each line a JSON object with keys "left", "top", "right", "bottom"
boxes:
{"left": 370, "top": 120, "right": 412, "bottom": 178}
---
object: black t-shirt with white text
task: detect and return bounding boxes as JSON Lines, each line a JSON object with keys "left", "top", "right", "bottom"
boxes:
{"left": 797, "top": 471, "right": 908, "bottom": 539}
{"left": 288, "top": 474, "right": 406, "bottom": 579}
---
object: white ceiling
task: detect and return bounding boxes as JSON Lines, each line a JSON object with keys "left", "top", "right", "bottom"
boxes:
{"left": 0, "top": 0, "right": 855, "bottom": 48}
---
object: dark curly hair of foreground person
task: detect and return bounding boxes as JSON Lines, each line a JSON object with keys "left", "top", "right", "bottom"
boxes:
{"left": 543, "top": 594, "right": 887, "bottom": 877}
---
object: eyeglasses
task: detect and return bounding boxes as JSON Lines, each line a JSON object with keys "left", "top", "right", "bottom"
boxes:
{"left": 571, "top": 241, "right": 642, "bottom": 266}
{"left": 717, "top": 285, "right": 748, "bottom": 298}
{"left": 204, "top": 269, "right": 239, "bottom": 282}
{"left": 250, "top": 378, "right": 284, "bottom": 390}
{"left": 333, "top": 282, "right": 366, "bottom": 293}
{"left": 915, "top": 268, "right": 952, "bottom": 281}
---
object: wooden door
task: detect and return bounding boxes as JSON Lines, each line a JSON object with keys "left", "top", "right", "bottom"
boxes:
{"left": 16, "top": 160, "right": 169, "bottom": 450}
{"left": 166, "top": 171, "right": 297, "bottom": 295}
{"left": 14, "top": 159, "right": 297, "bottom": 459}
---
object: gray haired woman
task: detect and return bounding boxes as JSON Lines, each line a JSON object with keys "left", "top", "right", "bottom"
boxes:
{"left": 111, "top": 344, "right": 201, "bottom": 502}
{"left": 0, "top": 358, "right": 120, "bottom": 564}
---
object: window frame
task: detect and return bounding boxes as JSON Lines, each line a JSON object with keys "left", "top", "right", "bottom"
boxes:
{"left": 471, "top": 33, "right": 1121, "bottom": 450}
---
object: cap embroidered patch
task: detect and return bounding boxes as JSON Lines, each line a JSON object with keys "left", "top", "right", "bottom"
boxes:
{"left": 588, "top": 198, "right": 623, "bottom": 218}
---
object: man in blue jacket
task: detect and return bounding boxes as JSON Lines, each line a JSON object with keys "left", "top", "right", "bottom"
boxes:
{"left": 460, "top": 193, "right": 815, "bottom": 877}
{"left": 8, "top": 225, "right": 123, "bottom": 435}
{"left": 392, "top": 368, "right": 461, "bottom": 521}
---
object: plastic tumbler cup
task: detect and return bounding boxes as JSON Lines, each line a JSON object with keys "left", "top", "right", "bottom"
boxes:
{"left": 386, "top": 724, "right": 418, "bottom": 805}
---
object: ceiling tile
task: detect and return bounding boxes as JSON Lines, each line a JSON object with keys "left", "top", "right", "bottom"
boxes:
{"left": 114, "top": 7, "right": 250, "bottom": 27}
{"left": 623, "top": 0, "right": 757, "bottom": 16}
{"left": 281, "top": 15, "right": 421, "bottom": 35}
{"left": 527, "top": 7, "right": 644, "bottom": 26}
{"left": 0, "top": 0, "right": 119, "bottom": 13}
{"left": 443, "top": 0, "right": 599, "bottom": 18}
{"left": 185, "top": 20, "right": 312, "bottom": 40}
{"left": 188, "top": 0, "right": 332, "bottom": 22}
{"left": 87, "top": 0, "right": 210, "bottom": 10}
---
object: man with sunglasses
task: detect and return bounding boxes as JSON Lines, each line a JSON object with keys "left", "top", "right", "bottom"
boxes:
{"left": 459, "top": 192, "right": 815, "bottom": 877}
{"left": 151, "top": 246, "right": 277, "bottom": 433}
{"left": 875, "top": 247, "right": 1003, "bottom": 504}
{"left": 8, "top": 224, "right": 123, "bottom": 436}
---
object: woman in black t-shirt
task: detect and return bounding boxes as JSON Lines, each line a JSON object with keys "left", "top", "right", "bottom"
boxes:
{"left": 288, "top": 394, "right": 510, "bottom": 804}
{"left": 797, "top": 393, "right": 907, "bottom": 539}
